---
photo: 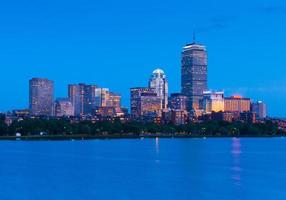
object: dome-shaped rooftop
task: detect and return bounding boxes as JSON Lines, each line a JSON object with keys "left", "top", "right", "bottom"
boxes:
{"left": 152, "top": 68, "right": 165, "bottom": 75}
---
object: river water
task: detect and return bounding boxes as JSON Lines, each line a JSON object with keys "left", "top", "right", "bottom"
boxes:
{"left": 0, "top": 138, "right": 285, "bottom": 199}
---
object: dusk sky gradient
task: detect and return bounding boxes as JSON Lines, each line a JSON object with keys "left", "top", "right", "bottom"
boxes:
{"left": 0, "top": 0, "right": 286, "bottom": 116}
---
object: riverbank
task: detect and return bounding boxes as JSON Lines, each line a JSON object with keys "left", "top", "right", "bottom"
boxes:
{"left": 0, "top": 133, "right": 283, "bottom": 141}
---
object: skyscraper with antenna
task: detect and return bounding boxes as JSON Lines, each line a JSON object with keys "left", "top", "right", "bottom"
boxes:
{"left": 181, "top": 35, "right": 208, "bottom": 116}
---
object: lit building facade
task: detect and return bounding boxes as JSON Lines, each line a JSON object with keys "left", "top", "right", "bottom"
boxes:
{"left": 251, "top": 101, "right": 267, "bottom": 119}
{"left": 54, "top": 98, "right": 74, "bottom": 117}
{"left": 181, "top": 42, "right": 208, "bottom": 114}
{"left": 29, "top": 78, "right": 54, "bottom": 116}
{"left": 240, "top": 112, "right": 256, "bottom": 124}
{"left": 68, "top": 84, "right": 122, "bottom": 116}
{"left": 107, "top": 92, "right": 122, "bottom": 113}
{"left": 224, "top": 96, "right": 251, "bottom": 113}
{"left": 94, "top": 88, "right": 110, "bottom": 107}
{"left": 149, "top": 68, "right": 168, "bottom": 109}
{"left": 203, "top": 91, "right": 224, "bottom": 114}
{"left": 170, "top": 110, "right": 188, "bottom": 125}
{"left": 130, "top": 87, "right": 161, "bottom": 118}
{"left": 68, "top": 84, "right": 85, "bottom": 116}
{"left": 168, "top": 93, "right": 188, "bottom": 111}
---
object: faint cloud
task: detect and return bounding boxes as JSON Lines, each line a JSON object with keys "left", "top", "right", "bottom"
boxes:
{"left": 195, "top": 15, "right": 236, "bottom": 33}
{"left": 259, "top": 4, "right": 286, "bottom": 14}
{"left": 225, "top": 85, "right": 286, "bottom": 96}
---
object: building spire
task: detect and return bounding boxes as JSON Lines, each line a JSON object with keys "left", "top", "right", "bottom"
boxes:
{"left": 193, "top": 31, "right": 196, "bottom": 44}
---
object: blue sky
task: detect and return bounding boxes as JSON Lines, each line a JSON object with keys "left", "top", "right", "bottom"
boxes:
{"left": 0, "top": 0, "right": 286, "bottom": 117}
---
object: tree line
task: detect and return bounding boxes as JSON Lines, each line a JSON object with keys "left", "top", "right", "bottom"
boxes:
{"left": 0, "top": 116, "right": 284, "bottom": 137}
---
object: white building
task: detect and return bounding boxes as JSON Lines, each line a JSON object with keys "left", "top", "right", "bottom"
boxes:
{"left": 203, "top": 91, "right": 224, "bottom": 114}
{"left": 148, "top": 68, "right": 168, "bottom": 110}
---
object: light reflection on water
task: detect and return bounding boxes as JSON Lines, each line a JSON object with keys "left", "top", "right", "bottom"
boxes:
{"left": 0, "top": 138, "right": 285, "bottom": 200}
{"left": 232, "top": 138, "right": 241, "bottom": 186}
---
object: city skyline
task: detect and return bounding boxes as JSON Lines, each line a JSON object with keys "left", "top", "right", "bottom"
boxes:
{"left": 0, "top": 0, "right": 285, "bottom": 116}
{"left": 3, "top": 51, "right": 273, "bottom": 118}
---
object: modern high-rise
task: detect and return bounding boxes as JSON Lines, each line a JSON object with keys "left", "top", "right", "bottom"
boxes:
{"left": 107, "top": 92, "right": 122, "bottom": 113}
{"left": 68, "top": 84, "right": 85, "bottom": 116}
{"left": 149, "top": 68, "right": 168, "bottom": 109}
{"left": 29, "top": 78, "right": 54, "bottom": 116}
{"left": 251, "top": 101, "right": 267, "bottom": 119}
{"left": 94, "top": 88, "right": 110, "bottom": 107}
{"left": 68, "top": 84, "right": 98, "bottom": 116}
{"left": 181, "top": 41, "right": 208, "bottom": 113}
{"left": 54, "top": 98, "right": 74, "bottom": 117}
{"left": 130, "top": 87, "right": 161, "bottom": 118}
{"left": 202, "top": 91, "right": 224, "bottom": 114}
{"left": 94, "top": 91, "right": 123, "bottom": 117}
{"left": 68, "top": 84, "right": 122, "bottom": 116}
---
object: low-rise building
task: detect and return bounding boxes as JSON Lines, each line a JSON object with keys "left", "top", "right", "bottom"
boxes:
{"left": 224, "top": 96, "right": 251, "bottom": 113}
{"left": 54, "top": 98, "right": 74, "bottom": 117}
{"left": 203, "top": 91, "right": 224, "bottom": 114}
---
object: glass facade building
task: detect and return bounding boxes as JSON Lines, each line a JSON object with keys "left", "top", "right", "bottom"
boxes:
{"left": 68, "top": 84, "right": 87, "bottom": 116}
{"left": 68, "top": 84, "right": 121, "bottom": 116}
{"left": 251, "top": 101, "right": 267, "bottom": 119}
{"left": 29, "top": 78, "right": 54, "bottom": 116}
{"left": 181, "top": 42, "right": 208, "bottom": 114}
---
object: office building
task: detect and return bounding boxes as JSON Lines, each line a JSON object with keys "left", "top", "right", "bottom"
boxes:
{"left": 68, "top": 84, "right": 85, "bottom": 116}
{"left": 149, "top": 68, "right": 168, "bottom": 109}
{"left": 130, "top": 87, "right": 161, "bottom": 118}
{"left": 68, "top": 84, "right": 98, "bottom": 115}
{"left": 203, "top": 91, "right": 224, "bottom": 114}
{"left": 94, "top": 88, "right": 110, "bottom": 107}
{"left": 181, "top": 41, "right": 208, "bottom": 114}
{"left": 224, "top": 96, "right": 251, "bottom": 113}
{"left": 29, "top": 78, "right": 54, "bottom": 116}
{"left": 251, "top": 101, "right": 267, "bottom": 119}
{"left": 107, "top": 92, "right": 122, "bottom": 113}
{"left": 168, "top": 93, "right": 188, "bottom": 111}
{"left": 240, "top": 112, "right": 256, "bottom": 124}
{"left": 68, "top": 84, "right": 122, "bottom": 116}
{"left": 54, "top": 98, "right": 74, "bottom": 117}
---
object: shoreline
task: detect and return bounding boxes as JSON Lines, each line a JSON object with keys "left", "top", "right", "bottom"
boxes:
{"left": 0, "top": 134, "right": 282, "bottom": 141}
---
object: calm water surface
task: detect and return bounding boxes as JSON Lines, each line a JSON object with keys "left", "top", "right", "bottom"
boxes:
{"left": 0, "top": 138, "right": 286, "bottom": 200}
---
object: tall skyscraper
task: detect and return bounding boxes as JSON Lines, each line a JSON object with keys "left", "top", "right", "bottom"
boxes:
{"left": 68, "top": 84, "right": 97, "bottom": 116}
{"left": 181, "top": 40, "right": 208, "bottom": 114}
{"left": 68, "top": 84, "right": 85, "bottom": 116}
{"left": 107, "top": 92, "right": 122, "bottom": 113}
{"left": 94, "top": 88, "right": 110, "bottom": 107}
{"left": 148, "top": 68, "right": 168, "bottom": 109}
{"left": 29, "top": 78, "right": 54, "bottom": 116}
{"left": 68, "top": 84, "right": 121, "bottom": 116}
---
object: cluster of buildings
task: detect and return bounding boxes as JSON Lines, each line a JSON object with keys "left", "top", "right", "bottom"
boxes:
{"left": 5, "top": 39, "right": 268, "bottom": 125}
{"left": 28, "top": 78, "right": 126, "bottom": 119}
{"left": 130, "top": 41, "right": 267, "bottom": 124}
